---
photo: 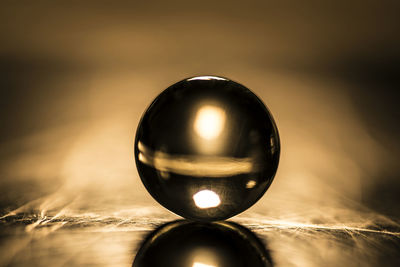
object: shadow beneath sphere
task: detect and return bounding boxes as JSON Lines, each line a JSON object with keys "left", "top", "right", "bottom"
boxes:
{"left": 133, "top": 220, "right": 273, "bottom": 267}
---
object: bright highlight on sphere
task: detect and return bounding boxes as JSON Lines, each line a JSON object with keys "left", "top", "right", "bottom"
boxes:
{"left": 194, "top": 105, "right": 226, "bottom": 140}
{"left": 193, "top": 190, "right": 221, "bottom": 209}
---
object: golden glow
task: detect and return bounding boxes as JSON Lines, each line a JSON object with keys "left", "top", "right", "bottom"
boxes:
{"left": 193, "top": 263, "right": 216, "bottom": 267}
{"left": 194, "top": 106, "right": 226, "bottom": 140}
{"left": 193, "top": 190, "right": 221, "bottom": 209}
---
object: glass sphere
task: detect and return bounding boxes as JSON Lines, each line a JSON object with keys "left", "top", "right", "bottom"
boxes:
{"left": 134, "top": 76, "right": 280, "bottom": 221}
{"left": 133, "top": 220, "right": 273, "bottom": 267}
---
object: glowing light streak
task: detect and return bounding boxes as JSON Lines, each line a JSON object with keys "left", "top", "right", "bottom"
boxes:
{"left": 137, "top": 142, "right": 255, "bottom": 177}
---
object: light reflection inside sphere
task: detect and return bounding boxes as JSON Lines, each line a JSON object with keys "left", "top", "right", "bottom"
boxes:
{"left": 193, "top": 190, "right": 221, "bottom": 209}
{"left": 194, "top": 105, "right": 226, "bottom": 140}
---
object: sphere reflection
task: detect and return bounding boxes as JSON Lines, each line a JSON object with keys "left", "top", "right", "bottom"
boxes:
{"left": 132, "top": 220, "right": 273, "bottom": 267}
{"left": 134, "top": 76, "right": 280, "bottom": 221}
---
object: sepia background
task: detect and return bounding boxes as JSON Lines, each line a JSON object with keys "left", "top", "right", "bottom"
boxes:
{"left": 0, "top": 1, "right": 399, "bottom": 266}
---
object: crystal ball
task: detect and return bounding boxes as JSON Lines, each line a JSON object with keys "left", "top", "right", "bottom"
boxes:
{"left": 133, "top": 220, "right": 273, "bottom": 267}
{"left": 134, "top": 76, "right": 280, "bottom": 221}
